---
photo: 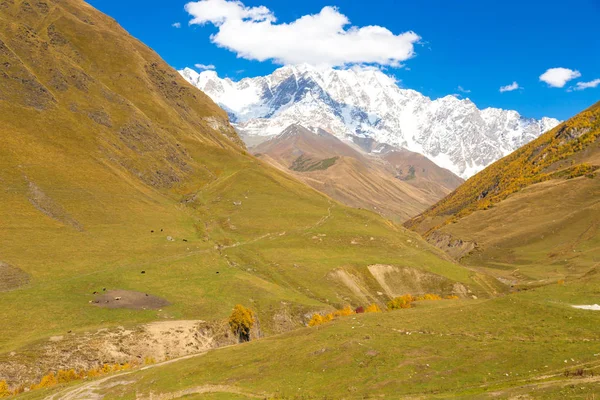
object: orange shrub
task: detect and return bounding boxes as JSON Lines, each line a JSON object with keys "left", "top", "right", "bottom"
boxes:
{"left": 0, "top": 380, "right": 10, "bottom": 398}
{"left": 333, "top": 305, "right": 354, "bottom": 317}
{"left": 418, "top": 294, "right": 442, "bottom": 301}
{"left": 365, "top": 303, "right": 382, "bottom": 313}
{"left": 85, "top": 367, "right": 101, "bottom": 378}
{"left": 308, "top": 313, "right": 325, "bottom": 327}
{"left": 445, "top": 295, "right": 460, "bottom": 300}
{"left": 57, "top": 369, "right": 78, "bottom": 384}
{"left": 31, "top": 372, "right": 58, "bottom": 390}
{"left": 387, "top": 294, "right": 414, "bottom": 310}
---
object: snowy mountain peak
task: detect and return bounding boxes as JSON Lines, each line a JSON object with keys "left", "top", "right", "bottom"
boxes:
{"left": 180, "top": 65, "right": 560, "bottom": 178}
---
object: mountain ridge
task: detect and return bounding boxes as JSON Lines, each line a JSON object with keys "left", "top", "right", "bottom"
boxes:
{"left": 252, "top": 124, "right": 463, "bottom": 221}
{"left": 180, "top": 65, "right": 560, "bottom": 178}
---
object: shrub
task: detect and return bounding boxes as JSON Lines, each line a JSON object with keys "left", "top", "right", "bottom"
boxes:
{"left": 229, "top": 304, "right": 255, "bottom": 342}
{"left": 143, "top": 357, "right": 156, "bottom": 366}
{"left": 31, "top": 372, "right": 58, "bottom": 390}
{"left": 0, "top": 380, "right": 10, "bottom": 398}
{"left": 365, "top": 303, "right": 382, "bottom": 313}
{"left": 57, "top": 369, "right": 78, "bottom": 384}
{"left": 445, "top": 295, "right": 460, "bottom": 300}
{"left": 417, "top": 294, "right": 442, "bottom": 301}
{"left": 558, "top": 279, "right": 565, "bottom": 285}
{"left": 387, "top": 294, "right": 414, "bottom": 310}
{"left": 86, "top": 367, "right": 101, "bottom": 378}
{"left": 333, "top": 305, "right": 354, "bottom": 317}
{"left": 308, "top": 313, "right": 325, "bottom": 327}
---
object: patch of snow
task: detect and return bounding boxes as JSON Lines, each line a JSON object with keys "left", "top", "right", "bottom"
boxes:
{"left": 179, "top": 65, "right": 561, "bottom": 178}
{"left": 572, "top": 304, "right": 600, "bottom": 310}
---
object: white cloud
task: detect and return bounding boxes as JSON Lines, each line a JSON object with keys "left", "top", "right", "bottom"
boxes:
{"left": 573, "top": 78, "right": 600, "bottom": 91}
{"left": 195, "top": 63, "right": 216, "bottom": 70}
{"left": 184, "top": 0, "right": 421, "bottom": 67}
{"left": 172, "top": 22, "right": 182, "bottom": 28}
{"left": 539, "top": 68, "right": 581, "bottom": 88}
{"left": 457, "top": 86, "right": 471, "bottom": 93}
{"left": 499, "top": 81, "right": 521, "bottom": 93}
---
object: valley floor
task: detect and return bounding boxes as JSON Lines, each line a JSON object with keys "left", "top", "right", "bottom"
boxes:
{"left": 16, "top": 273, "right": 600, "bottom": 400}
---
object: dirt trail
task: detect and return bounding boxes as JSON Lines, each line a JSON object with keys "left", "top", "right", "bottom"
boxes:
{"left": 42, "top": 341, "right": 268, "bottom": 400}
{"left": 221, "top": 200, "right": 335, "bottom": 251}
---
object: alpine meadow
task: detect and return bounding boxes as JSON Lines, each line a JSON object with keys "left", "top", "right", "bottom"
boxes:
{"left": 1, "top": 0, "right": 599, "bottom": 399}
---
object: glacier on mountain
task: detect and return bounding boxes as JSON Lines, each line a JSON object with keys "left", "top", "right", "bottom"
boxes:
{"left": 180, "top": 64, "right": 560, "bottom": 178}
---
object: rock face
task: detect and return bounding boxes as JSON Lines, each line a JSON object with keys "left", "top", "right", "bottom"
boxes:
{"left": 180, "top": 65, "right": 560, "bottom": 178}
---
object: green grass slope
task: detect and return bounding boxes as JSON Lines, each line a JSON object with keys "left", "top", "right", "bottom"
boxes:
{"left": 25, "top": 274, "right": 600, "bottom": 399}
{"left": 0, "top": 0, "right": 488, "bottom": 386}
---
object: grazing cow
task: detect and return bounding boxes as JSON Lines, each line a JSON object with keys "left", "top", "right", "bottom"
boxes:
{"left": 151, "top": 230, "right": 154, "bottom": 233}
{"left": 115, "top": 297, "right": 122, "bottom": 300}
{"left": 93, "top": 291, "right": 98, "bottom": 295}
{"left": 183, "top": 239, "right": 188, "bottom": 242}
{"left": 141, "top": 271, "right": 146, "bottom": 274}
{"left": 355, "top": 306, "right": 365, "bottom": 314}
{"left": 102, "top": 288, "right": 106, "bottom": 291}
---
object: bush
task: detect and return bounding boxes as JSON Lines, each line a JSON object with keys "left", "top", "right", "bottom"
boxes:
{"left": 0, "top": 380, "right": 10, "bottom": 398}
{"left": 387, "top": 294, "right": 414, "bottom": 310}
{"left": 416, "top": 294, "right": 442, "bottom": 301}
{"left": 445, "top": 295, "right": 460, "bottom": 300}
{"left": 57, "top": 369, "right": 78, "bottom": 384}
{"left": 143, "top": 357, "right": 156, "bottom": 366}
{"left": 333, "top": 305, "right": 354, "bottom": 317}
{"left": 229, "top": 304, "right": 255, "bottom": 342}
{"left": 31, "top": 372, "right": 58, "bottom": 390}
{"left": 308, "top": 313, "right": 325, "bottom": 326}
{"left": 365, "top": 303, "right": 382, "bottom": 313}
{"left": 308, "top": 305, "right": 355, "bottom": 327}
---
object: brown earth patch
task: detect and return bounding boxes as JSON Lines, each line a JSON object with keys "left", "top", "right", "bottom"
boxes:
{"left": 0, "top": 261, "right": 30, "bottom": 291}
{"left": 92, "top": 290, "right": 169, "bottom": 310}
{"left": 368, "top": 264, "right": 464, "bottom": 298}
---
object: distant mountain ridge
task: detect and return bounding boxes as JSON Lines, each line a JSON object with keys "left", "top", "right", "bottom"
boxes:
{"left": 180, "top": 65, "right": 560, "bottom": 178}
{"left": 252, "top": 124, "right": 463, "bottom": 221}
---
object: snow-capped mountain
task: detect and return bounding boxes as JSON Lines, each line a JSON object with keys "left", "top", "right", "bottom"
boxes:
{"left": 180, "top": 65, "right": 560, "bottom": 178}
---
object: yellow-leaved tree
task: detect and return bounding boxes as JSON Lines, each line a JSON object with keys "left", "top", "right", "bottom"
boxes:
{"left": 228, "top": 304, "right": 255, "bottom": 342}
{"left": 0, "top": 380, "right": 11, "bottom": 398}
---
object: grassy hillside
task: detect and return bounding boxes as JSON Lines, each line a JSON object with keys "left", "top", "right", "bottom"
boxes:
{"left": 0, "top": 0, "right": 488, "bottom": 387}
{"left": 22, "top": 273, "right": 600, "bottom": 399}
{"left": 406, "top": 101, "right": 600, "bottom": 233}
{"left": 406, "top": 102, "right": 600, "bottom": 284}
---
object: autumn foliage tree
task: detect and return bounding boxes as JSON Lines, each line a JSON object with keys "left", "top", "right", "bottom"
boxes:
{"left": 387, "top": 294, "right": 414, "bottom": 310}
{"left": 229, "top": 304, "right": 255, "bottom": 342}
{"left": 365, "top": 303, "right": 382, "bottom": 313}
{"left": 0, "top": 380, "right": 10, "bottom": 398}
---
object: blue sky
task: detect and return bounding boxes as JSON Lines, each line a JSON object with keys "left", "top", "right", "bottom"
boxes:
{"left": 88, "top": 0, "right": 599, "bottom": 120}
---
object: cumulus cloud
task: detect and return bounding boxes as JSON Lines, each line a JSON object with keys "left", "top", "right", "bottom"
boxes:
{"left": 172, "top": 22, "right": 182, "bottom": 28}
{"left": 572, "top": 78, "right": 600, "bottom": 91}
{"left": 195, "top": 63, "right": 216, "bottom": 70}
{"left": 457, "top": 86, "right": 471, "bottom": 93}
{"left": 499, "top": 81, "right": 521, "bottom": 93}
{"left": 539, "top": 68, "right": 581, "bottom": 88}
{"left": 184, "top": 0, "right": 421, "bottom": 67}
